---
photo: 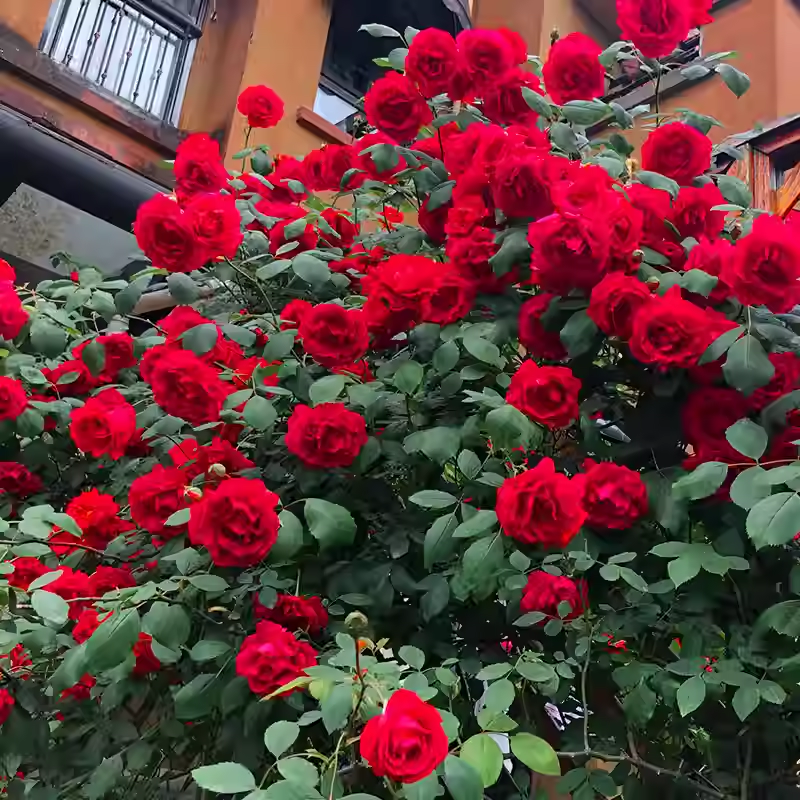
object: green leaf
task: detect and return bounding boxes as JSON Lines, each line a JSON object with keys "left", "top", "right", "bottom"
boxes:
{"left": 433, "top": 341, "right": 460, "bottom": 374}
{"left": 190, "top": 640, "right": 231, "bottom": 662}
{"left": 31, "top": 589, "right": 69, "bottom": 627}
{"left": 457, "top": 450, "right": 482, "bottom": 480}
{"left": 263, "top": 782, "right": 324, "bottom": 800}
{"left": 81, "top": 340, "right": 106, "bottom": 377}
{"left": 717, "top": 64, "right": 751, "bottom": 98}
{"left": 404, "top": 427, "right": 461, "bottom": 464}
{"left": 672, "top": 462, "right": 728, "bottom": 500}
{"left": 550, "top": 122, "right": 580, "bottom": 155}
{"left": 681, "top": 269, "right": 718, "bottom": 298}
{"left": 677, "top": 675, "right": 706, "bottom": 717}
{"left": 443, "top": 756, "right": 484, "bottom": 800}
{"left": 733, "top": 685, "right": 759, "bottom": 721}
{"left": 410, "top": 490, "right": 458, "bottom": 509}
{"left": 699, "top": 325, "right": 744, "bottom": 365}
{"left": 560, "top": 310, "right": 598, "bottom": 358}
{"left": 475, "top": 663, "right": 512, "bottom": 681}
{"left": 717, "top": 173, "right": 752, "bottom": 208}
{"left": 402, "top": 774, "right": 442, "bottom": 800}
{"left": 292, "top": 254, "right": 330, "bottom": 286}
{"left": 561, "top": 99, "right": 610, "bottom": 125}
{"left": 359, "top": 23, "right": 402, "bottom": 37}
{"left": 277, "top": 758, "right": 319, "bottom": 787}
{"left": 85, "top": 608, "right": 140, "bottom": 671}
{"left": 485, "top": 404, "right": 542, "bottom": 451}
{"left": 304, "top": 499, "right": 356, "bottom": 550}
{"left": 321, "top": 683, "right": 353, "bottom": 733}
{"left": 522, "top": 86, "right": 552, "bottom": 118}
{"left": 165, "top": 507, "right": 191, "bottom": 527}
{"left": 729, "top": 466, "right": 771, "bottom": 510}
{"left": 182, "top": 324, "right": 219, "bottom": 356}
{"left": 482, "top": 679, "right": 514, "bottom": 712}
{"left": 188, "top": 574, "right": 230, "bottom": 593}
{"left": 589, "top": 770, "right": 618, "bottom": 798}
{"left": 394, "top": 361, "right": 424, "bottom": 394}
{"left": 746, "top": 492, "right": 800, "bottom": 548}
{"left": 726, "top": 419, "right": 768, "bottom": 460}
{"left": 309, "top": 374, "right": 346, "bottom": 406}
{"left": 192, "top": 762, "right": 257, "bottom": 794}
{"left": 460, "top": 735, "right": 503, "bottom": 788}
{"left": 30, "top": 319, "right": 67, "bottom": 357}
{"left": 265, "top": 720, "right": 300, "bottom": 758}
{"left": 758, "top": 679, "right": 787, "bottom": 704}
{"left": 636, "top": 170, "right": 679, "bottom": 199}
{"left": 16, "top": 409, "right": 44, "bottom": 438}
{"left": 509, "top": 733, "right": 560, "bottom": 776}
{"left": 115, "top": 275, "right": 150, "bottom": 314}
{"left": 272, "top": 510, "right": 304, "bottom": 560}
{"left": 668, "top": 555, "right": 702, "bottom": 588}
{"left": 142, "top": 602, "right": 190, "bottom": 648}
{"left": 168, "top": 273, "right": 201, "bottom": 304}
{"left": 264, "top": 330, "right": 296, "bottom": 361}
{"left": 557, "top": 769, "right": 588, "bottom": 795}
{"left": 424, "top": 513, "right": 459, "bottom": 568}
{"left": 427, "top": 181, "right": 456, "bottom": 211}
{"left": 723, "top": 335, "right": 774, "bottom": 396}
{"left": 463, "top": 335, "right": 502, "bottom": 367}
{"left": 516, "top": 661, "right": 556, "bottom": 682}
{"left": 243, "top": 396, "right": 277, "bottom": 430}
{"left": 453, "top": 510, "right": 498, "bottom": 539}
{"left": 755, "top": 599, "right": 800, "bottom": 637}
{"left": 398, "top": 645, "right": 425, "bottom": 670}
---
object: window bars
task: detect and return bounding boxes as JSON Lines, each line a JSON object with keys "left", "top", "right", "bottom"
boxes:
{"left": 41, "top": 0, "right": 206, "bottom": 124}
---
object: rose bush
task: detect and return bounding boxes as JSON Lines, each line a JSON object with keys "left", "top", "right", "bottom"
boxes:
{"left": 0, "top": 6, "right": 796, "bottom": 800}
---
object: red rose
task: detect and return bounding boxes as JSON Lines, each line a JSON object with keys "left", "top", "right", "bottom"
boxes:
{"left": 629, "top": 287, "right": 712, "bottom": 368}
{"left": 669, "top": 184, "right": 725, "bottom": 241}
{"left": 233, "top": 357, "right": 280, "bottom": 390}
{"left": 70, "top": 389, "right": 136, "bottom": 459}
{"left": 334, "top": 361, "right": 374, "bottom": 383}
{"left": 72, "top": 332, "right": 136, "bottom": 384}
{"left": 446, "top": 227, "right": 505, "bottom": 293}
{"left": 419, "top": 263, "right": 476, "bottom": 324}
{"left": 608, "top": 198, "right": 644, "bottom": 271}
{"left": 281, "top": 299, "right": 313, "bottom": 330}
{"left": 528, "top": 212, "right": 611, "bottom": 294}
{"left": 520, "top": 571, "right": 587, "bottom": 620}
{"left": 627, "top": 184, "right": 673, "bottom": 248}
{"left": 518, "top": 294, "right": 567, "bottom": 361}
{"left": 181, "top": 437, "right": 255, "bottom": 482}
{"left": 132, "top": 633, "right": 161, "bottom": 677}
{"left": 0, "top": 259, "right": 15, "bottom": 282}
{"left": 0, "top": 688, "right": 14, "bottom": 726}
{"left": 254, "top": 593, "right": 328, "bottom": 634}
{"left": 483, "top": 68, "right": 543, "bottom": 127}
{"left": 286, "top": 403, "right": 368, "bottom": 468}
{"left": 51, "top": 488, "right": 132, "bottom": 554}
{"left": 497, "top": 457, "right": 587, "bottom": 548}
{"left": 690, "top": 0, "right": 714, "bottom": 26}
{"left": 174, "top": 133, "right": 229, "bottom": 204}
{"left": 0, "top": 377, "right": 27, "bottom": 420}
{"left": 507, "top": 361, "right": 581, "bottom": 429}
{"left": 45, "top": 567, "right": 91, "bottom": 618}
{"left": 186, "top": 193, "right": 243, "bottom": 260}
{"left": 361, "top": 689, "right": 448, "bottom": 784}
{"left": 0, "top": 462, "right": 42, "bottom": 500}
{"left": 492, "top": 153, "right": 554, "bottom": 220}
{"left": 135, "top": 194, "right": 208, "bottom": 273}
{"left": 87, "top": 566, "right": 135, "bottom": 598}
{"left": 300, "top": 304, "right": 369, "bottom": 369}
{"left": 498, "top": 28, "right": 528, "bottom": 64}
{"left": 267, "top": 155, "right": 308, "bottom": 203}
{"left": 406, "top": 28, "right": 458, "bottom": 97}
{"left": 552, "top": 163, "right": 615, "bottom": 219}
{"left": 446, "top": 198, "right": 490, "bottom": 238}
{"left": 682, "top": 387, "right": 750, "bottom": 457}
{"left": 319, "top": 208, "right": 359, "bottom": 250}
{"left": 588, "top": 273, "right": 652, "bottom": 340}
{"left": 72, "top": 608, "right": 112, "bottom": 643}
{"left": 303, "top": 144, "right": 360, "bottom": 192}
{"left": 60, "top": 674, "right": 96, "bottom": 702}
{"left": 236, "top": 620, "right": 317, "bottom": 696}
{"left": 456, "top": 29, "right": 515, "bottom": 92}
{"left": 44, "top": 360, "right": 97, "bottom": 396}
{"left": 725, "top": 214, "right": 800, "bottom": 312}
{"left": 0, "top": 284, "right": 28, "bottom": 341}
{"left": 576, "top": 460, "right": 648, "bottom": 530}
{"left": 143, "top": 349, "right": 230, "bottom": 426}
{"left": 418, "top": 196, "right": 450, "bottom": 245}
{"left": 640, "top": 122, "right": 712, "bottom": 186}
{"left": 616, "top": 0, "right": 692, "bottom": 58}
{"left": 684, "top": 237, "right": 733, "bottom": 304}
{"left": 237, "top": 85, "right": 284, "bottom": 128}
{"left": 356, "top": 132, "right": 404, "bottom": 183}
{"left": 7, "top": 557, "right": 47, "bottom": 591}
{"left": 543, "top": 32, "right": 605, "bottom": 105}
{"left": 269, "top": 218, "right": 317, "bottom": 256}
{"left": 748, "top": 353, "right": 800, "bottom": 411}
{"left": 189, "top": 478, "right": 280, "bottom": 567}
{"left": 130, "top": 465, "right": 190, "bottom": 538}
{"left": 365, "top": 72, "right": 432, "bottom": 143}
{"left": 363, "top": 257, "right": 428, "bottom": 336}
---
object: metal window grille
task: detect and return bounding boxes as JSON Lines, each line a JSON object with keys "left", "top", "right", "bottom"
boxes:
{"left": 41, "top": 0, "right": 206, "bottom": 124}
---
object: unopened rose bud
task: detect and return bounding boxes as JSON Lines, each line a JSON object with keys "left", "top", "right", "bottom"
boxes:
{"left": 345, "top": 611, "right": 369, "bottom": 636}
{"left": 208, "top": 463, "right": 226, "bottom": 478}
{"left": 730, "top": 221, "right": 743, "bottom": 241}
{"left": 631, "top": 249, "right": 644, "bottom": 263}
{"left": 646, "top": 276, "right": 660, "bottom": 289}
{"left": 184, "top": 486, "right": 203, "bottom": 501}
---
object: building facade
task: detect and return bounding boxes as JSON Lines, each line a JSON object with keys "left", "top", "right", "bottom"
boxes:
{"left": 1, "top": 0, "right": 799, "bottom": 278}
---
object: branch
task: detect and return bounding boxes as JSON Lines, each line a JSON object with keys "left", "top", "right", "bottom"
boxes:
{"left": 740, "top": 736, "right": 753, "bottom": 800}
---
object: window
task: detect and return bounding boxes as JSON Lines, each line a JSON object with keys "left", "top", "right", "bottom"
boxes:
{"left": 41, "top": 0, "right": 206, "bottom": 124}
{"left": 313, "top": 0, "right": 468, "bottom": 133}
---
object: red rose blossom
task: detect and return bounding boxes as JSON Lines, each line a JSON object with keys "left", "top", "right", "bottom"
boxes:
{"left": 50, "top": 488, "right": 132, "bottom": 554}
{"left": 44, "top": 360, "right": 97, "bottom": 396}
{"left": 361, "top": 689, "right": 448, "bottom": 784}
{"left": 406, "top": 28, "right": 458, "bottom": 98}
{"left": 236, "top": 620, "right": 317, "bottom": 696}
{"left": 303, "top": 144, "right": 359, "bottom": 192}
{"left": 640, "top": 122, "right": 712, "bottom": 186}
{"left": 186, "top": 192, "right": 243, "bottom": 260}
{"left": 616, "top": 0, "right": 692, "bottom": 58}
{"left": 365, "top": 72, "right": 432, "bottom": 143}
{"left": 518, "top": 294, "right": 567, "bottom": 361}
{"left": 132, "top": 633, "right": 161, "bottom": 677}
{"left": 281, "top": 299, "right": 313, "bottom": 330}
{"left": 7, "top": 557, "right": 48, "bottom": 591}
{"left": 482, "top": 68, "right": 544, "bottom": 127}
{"left": 0, "top": 462, "right": 42, "bottom": 500}
{"left": 587, "top": 273, "right": 652, "bottom": 340}
{"left": 130, "top": 465, "right": 190, "bottom": 538}
{"left": 684, "top": 237, "right": 733, "bottom": 304}
{"left": 174, "top": 133, "right": 229, "bottom": 204}
{"left": 0, "top": 259, "right": 15, "bottom": 282}
{"left": 286, "top": 403, "right": 368, "bottom": 469}
{"left": 682, "top": 387, "right": 750, "bottom": 458}
{"left": 188, "top": 478, "right": 280, "bottom": 567}
{"left": 70, "top": 389, "right": 136, "bottom": 459}
{"left": 254, "top": 593, "right": 328, "bottom": 634}
{"left": 497, "top": 457, "right": 587, "bottom": 548}
{"left": 749, "top": 353, "right": 800, "bottom": 411}
{"left": 543, "top": 32, "right": 605, "bottom": 105}
{"left": 300, "top": 304, "right": 369, "bottom": 369}
{"left": 87, "top": 566, "right": 135, "bottom": 597}
{"left": 576, "top": 460, "right": 648, "bottom": 530}
{"left": 507, "top": 361, "right": 581, "bottom": 429}
{"left": 521, "top": 571, "right": 587, "bottom": 620}
{"left": 134, "top": 194, "right": 207, "bottom": 274}
{"left": 492, "top": 152, "right": 554, "bottom": 220}
{"left": 456, "top": 29, "right": 515, "bottom": 93}
{"left": 237, "top": 85, "right": 284, "bottom": 128}
{"left": 0, "top": 377, "right": 27, "bottom": 420}
{"left": 0, "top": 284, "right": 28, "bottom": 342}
{"left": 669, "top": 184, "right": 726, "bottom": 242}
{"left": 0, "top": 688, "right": 14, "bottom": 726}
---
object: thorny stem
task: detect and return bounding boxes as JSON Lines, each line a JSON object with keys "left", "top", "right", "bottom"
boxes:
{"left": 740, "top": 736, "right": 753, "bottom": 800}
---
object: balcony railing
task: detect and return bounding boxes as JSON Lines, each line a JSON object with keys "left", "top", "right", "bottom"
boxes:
{"left": 41, "top": 0, "right": 206, "bottom": 124}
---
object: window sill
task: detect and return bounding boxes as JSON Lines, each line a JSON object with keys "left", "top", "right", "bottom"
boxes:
{"left": 296, "top": 106, "right": 353, "bottom": 146}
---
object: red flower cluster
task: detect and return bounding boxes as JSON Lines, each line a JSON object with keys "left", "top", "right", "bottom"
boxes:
{"left": 507, "top": 361, "right": 581, "bottom": 429}
{"left": 254, "top": 593, "right": 328, "bottom": 634}
{"left": 616, "top": 0, "right": 704, "bottom": 59}
{"left": 70, "top": 389, "right": 137, "bottom": 459}
{"left": 0, "top": 463, "right": 41, "bottom": 501}
{"left": 521, "top": 571, "right": 588, "bottom": 620}
{"left": 50, "top": 489, "right": 133, "bottom": 554}
{"left": 129, "top": 465, "right": 190, "bottom": 539}
{"left": 286, "top": 403, "right": 368, "bottom": 468}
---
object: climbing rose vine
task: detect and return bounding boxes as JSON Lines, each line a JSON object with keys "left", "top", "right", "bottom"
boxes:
{"left": 0, "top": 5, "right": 797, "bottom": 800}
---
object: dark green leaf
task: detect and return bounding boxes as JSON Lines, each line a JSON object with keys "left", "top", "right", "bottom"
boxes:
{"left": 168, "top": 273, "right": 201, "bottom": 304}
{"left": 404, "top": 427, "right": 461, "bottom": 464}
{"left": 243, "top": 396, "right": 277, "bottom": 430}
{"left": 309, "top": 374, "right": 345, "bottom": 406}
{"left": 183, "top": 324, "right": 219, "bottom": 356}
{"left": 746, "top": 492, "right": 800, "bottom": 548}
{"left": 509, "top": 733, "right": 560, "bottom": 776}
{"left": 85, "top": 608, "right": 140, "bottom": 671}
{"left": 410, "top": 490, "right": 458, "bottom": 509}
{"left": 672, "top": 462, "right": 728, "bottom": 500}
{"left": 560, "top": 310, "right": 598, "bottom": 358}
{"left": 192, "top": 762, "right": 257, "bottom": 794}
{"left": 444, "top": 756, "right": 484, "bottom": 800}
{"left": 717, "top": 64, "right": 751, "bottom": 98}
{"left": 677, "top": 675, "right": 706, "bottom": 717}
{"left": 723, "top": 335, "right": 774, "bottom": 396}
{"left": 265, "top": 720, "right": 300, "bottom": 758}
{"left": 304, "top": 499, "right": 356, "bottom": 550}
{"left": 726, "top": 419, "right": 768, "bottom": 460}
{"left": 460, "top": 735, "right": 503, "bottom": 788}
{"left": 31, "top": 590, "right": 69, "bottom": 627}
{"left": 636, "top": 170, "right": 679, "bottom": 199}
{"left": 733, "top": 685, "right": 759, "bottom": 721}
